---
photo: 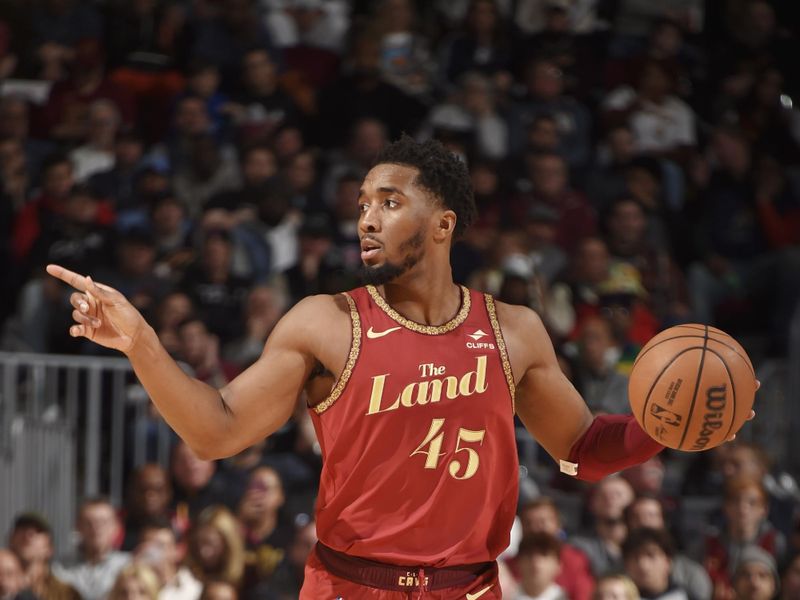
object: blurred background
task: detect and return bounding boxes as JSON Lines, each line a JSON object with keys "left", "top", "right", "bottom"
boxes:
{"left": 0, "top": 0, "right": 798, "bottom": 599}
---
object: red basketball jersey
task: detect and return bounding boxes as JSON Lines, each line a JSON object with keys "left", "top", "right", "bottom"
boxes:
{"left": 309, "top": 285, "right": 519, "bottom": 567}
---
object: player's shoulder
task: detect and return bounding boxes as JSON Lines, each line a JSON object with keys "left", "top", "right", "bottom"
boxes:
{"left": 490, "top": 297, "right": 545, "bottom": 334}
{"left": 285, "top": 293, "right": 353, "bottom": 323}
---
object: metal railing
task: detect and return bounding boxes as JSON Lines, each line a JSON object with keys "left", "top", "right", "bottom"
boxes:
{"left": 0, "top": 352, "right": 175, "bottom": 555}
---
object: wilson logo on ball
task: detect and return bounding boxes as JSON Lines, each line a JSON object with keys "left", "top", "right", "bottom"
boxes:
{"left": 690, "top": 384, "right": 728, "bottom": 451}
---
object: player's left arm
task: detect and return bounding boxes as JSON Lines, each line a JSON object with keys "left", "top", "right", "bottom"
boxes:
{"left": 496, "top": 301, "right": 663, "bottom": 482}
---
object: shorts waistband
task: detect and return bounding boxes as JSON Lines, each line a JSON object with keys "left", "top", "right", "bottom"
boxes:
{"left": 314, "top": 542, "right": 495, "bottom": 592}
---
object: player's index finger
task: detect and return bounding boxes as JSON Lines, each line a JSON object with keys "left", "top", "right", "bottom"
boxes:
{"left": 46, "top": 264, "right": 89, "bottom": 292}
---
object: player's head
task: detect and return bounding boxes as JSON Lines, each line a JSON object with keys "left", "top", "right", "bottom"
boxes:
{"left": 358, "top": 135, "right": 477, "bottom": 285}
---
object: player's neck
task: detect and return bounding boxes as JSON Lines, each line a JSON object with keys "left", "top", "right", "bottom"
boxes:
{"left": 378, "top": 271, "right": 461, "bottom": 327}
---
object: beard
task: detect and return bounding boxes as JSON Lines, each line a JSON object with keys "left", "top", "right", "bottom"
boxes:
{"left": 358, "top": 227, "right": 425, "bottom": 286}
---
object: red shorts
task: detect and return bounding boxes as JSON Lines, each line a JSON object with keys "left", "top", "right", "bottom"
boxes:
{"left": 300, "top": 546, "right": 502, "bottom": 599}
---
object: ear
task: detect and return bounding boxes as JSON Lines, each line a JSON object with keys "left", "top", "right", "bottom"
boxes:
{"left": 433, "top": 210, "right": 457, "bottom": 243}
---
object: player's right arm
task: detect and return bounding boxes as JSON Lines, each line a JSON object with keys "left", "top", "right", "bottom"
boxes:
{"left": 46, "top": 264, "right": 341, "bottom": 460}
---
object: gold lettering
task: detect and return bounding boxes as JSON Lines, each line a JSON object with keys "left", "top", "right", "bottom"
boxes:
{"left": 459, "top": 356, "right": 488, "bottom": 396}
{"left": 366, "top": 374, "right": 399, "bottom": 415}
{"left": 366, "top": 356, "right": 489, "bottom": 415}
{"left": 444, "top": 376, "right": 459, "bottom": 399}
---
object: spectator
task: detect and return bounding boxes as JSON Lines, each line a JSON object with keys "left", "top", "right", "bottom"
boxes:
{"left": 702, "top": 477, "right": 786, "bottom": 599}
{"left": 0, "top": 549, "right": 27, "bottom": 600}
{"left": 0, "top": 95, "right": 54, "bottom": 182}
{"left": 189, "top": 0, "right": 273, "bottom": 88}
{"left": 154, "top": 291, "right": 195, "bottom": 356}
{"left": 593, "top": 574, "right": 641, "bottom": 600}
{"left": 731, "top": 545, "right": 779, "bottom": 600}
{"left": 426, "top": 71, "right": 509, "bottom": 159}
{"left": 134, "top": 519, "right": 202, "bottom": 600}
{"left": 225, "top": 48, "right": 298, "bottom": 146}
{"left": 12, "top": 184, "right": 114, "bottom": 354}
{"left": 29, "top": 0, "right": 104, "bottom": 81}
{"left": 510, "top": 151, "right": 596, "bottom": 251}
{"left": 185, "top": 508, "right": 245, "bottom": 588}
{"left": 512, "top": 532, "right": 567, "bottom": 600}
{"left": 604, "top": 197, "right": 690, "bottom": 327}
{"left": 269, "top": 517, "right": 317, "bottom": 600}
{"left": 108, "top": 563, "right": 161, "bottom": 600}
{"left": 96, "top": 228, "right": 169, "bottom": 321}
{"left": 199, "top": 580, "right": 237, "bottom": 600}
{"left": 509, "top": 57, "right": 592, "bottom": 170}
{"left": 170, "top": 441, "right": 238, "bottom": 522}
{"left": 780, "top": 553, "right": 800, "bottom": 600}
{"left": 69, "top": 99, "right": 120, "bottom": 182}
{"left": 570, "top": 316, "right": 630, "bottom": 415}
{"left": 622, "top": 528, "right": 689, "bottom": 600}
{"left": 515, "top": 497, "right": 594, "bottom": 600}
{"left": 263, "top": 0, "right": 348, "bottom": 53}
{"left": 88, "top": 128, "right": 146, "bottom": 215}
{"left": 572, "top": 475, "right": 635, "bottom": 577}
{"left": 688, "top": 125, "right": 800, "bottom": 354}
{"left": 439, "top": 0, "right": 513, "bottom": 87}
{"left": 248, "top": 177, "right": 302, "bottom": 275}
{"left": 37, "top": 37, "right": 134, "bottom": 142}
{"left": 12, "top": 153, "right": 75, "bottom": 264}
{"left": 173, "top": 133, "right": 241, "bottom": 216}
{"left": 523, "top": 203, "right": 567, "bottom": 286}
{"left": 315, "top": 32, "right": 428, "bottom": 146}
{"left": 585, "top": 124, "right": 639, "bottom": 214}
{"left": 121, "top": 465, "right": 174, "bottom": 552}
{"left": 239, "top": 466, "right": 294, "bottom": 591}
{"left": 7, "top": 512, "right": 80, "bottom": 600}
{"left": 623, "top": 497, "right": 711, "bottom": 600}
{"left": 180, "top": 228, "right": 252, "bottom": 345}
{"left": 223, "top": 283, "right": 288, "bottom": 369}
{"left": 545, "top": 236, "right": 611, "bottom": 340}
{"left": 602, "top": 60, "right": 696, "bottom": 163}
{"left": 322, "top": 117, "right": 388, "bottom": 202}
{"left": 147, "top": 192, "right": 194, "bottom": 279}
{"left": 370, "top": 0, "right": 435, "bottom": 98}
{"left": 53, "top": 498, "right": 131, "bottom": 600}
{"left": 283, "top": 212, "right": 346, "bottom": 305}
{"left": 179, "top": 60, "right": 229, "bottom": 139}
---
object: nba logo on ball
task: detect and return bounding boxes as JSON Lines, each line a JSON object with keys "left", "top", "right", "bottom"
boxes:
{"left": 629, "top": 324, "right": 757, "bottom": 451}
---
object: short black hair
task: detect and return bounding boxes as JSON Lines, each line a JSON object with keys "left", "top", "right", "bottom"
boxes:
{"left": 374, "top": 135, "right": 477, "bottom": 239}
{"left": 517, "top": 532, "right": 562, "bottom": 558}
{"left": 622, "top": 527, "right": 675, "bottom": 560}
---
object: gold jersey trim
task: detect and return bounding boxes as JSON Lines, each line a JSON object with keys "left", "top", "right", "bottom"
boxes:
{"left": 366, "top": 285, "right": 471, "bottom": 335}
{"left": 314, "top": 292, "right": 361, "bottom": 414}
{"left": 484, "top": 294, "right": 516, "bottom": 412}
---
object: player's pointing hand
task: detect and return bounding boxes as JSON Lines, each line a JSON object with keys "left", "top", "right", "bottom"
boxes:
{"left": 46, "top": 264, "right": 148, "bottom": 354}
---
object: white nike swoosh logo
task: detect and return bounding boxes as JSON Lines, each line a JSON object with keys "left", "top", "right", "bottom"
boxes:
{"left": 466, "top": 585, "right": 493, "bottom": 600}
{"left": 366, "top": 326, "right": 402, "bottom": 339}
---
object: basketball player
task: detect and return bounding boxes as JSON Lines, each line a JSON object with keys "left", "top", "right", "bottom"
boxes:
{"left": 47, "top": 137, "right": 755, "bottom": 599}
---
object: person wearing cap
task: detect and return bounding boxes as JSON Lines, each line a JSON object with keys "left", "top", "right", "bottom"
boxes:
{"left": 731, "top": 545, "right": 779, "bottom": 600}
{"left": 8, "top": 513, "right": 79, "bottom": 600}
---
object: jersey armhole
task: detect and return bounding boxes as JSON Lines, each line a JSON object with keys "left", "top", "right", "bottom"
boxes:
{"left": 484, "top": 294, "right": 516, "bottom": 413}
{"left": 311, "top": 292, "right": 361, "bottom": 415}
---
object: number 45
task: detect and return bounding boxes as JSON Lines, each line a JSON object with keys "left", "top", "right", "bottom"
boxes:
{"left": 410, "top": 418, "right": 486, "bottom": 480}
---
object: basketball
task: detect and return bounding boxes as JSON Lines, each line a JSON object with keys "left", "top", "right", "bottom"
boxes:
{"left": 628, "top": 324, "right": 757, "bottom": 451}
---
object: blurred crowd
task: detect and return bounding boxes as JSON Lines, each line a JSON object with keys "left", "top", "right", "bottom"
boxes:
{"left": 0, "top": 0, "right": 799, "bottom": 599}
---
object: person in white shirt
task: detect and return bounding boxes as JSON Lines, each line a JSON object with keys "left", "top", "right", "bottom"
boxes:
{"left": 135, "top": 520, "right": 202, "bottom": 600}
{"left": 53, "top": 498, "right": 131, "bottom": 600}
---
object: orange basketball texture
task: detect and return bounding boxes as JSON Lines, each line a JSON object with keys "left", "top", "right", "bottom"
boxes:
{"left": 628, "top": 324, "right": 757, "bottom": 451}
